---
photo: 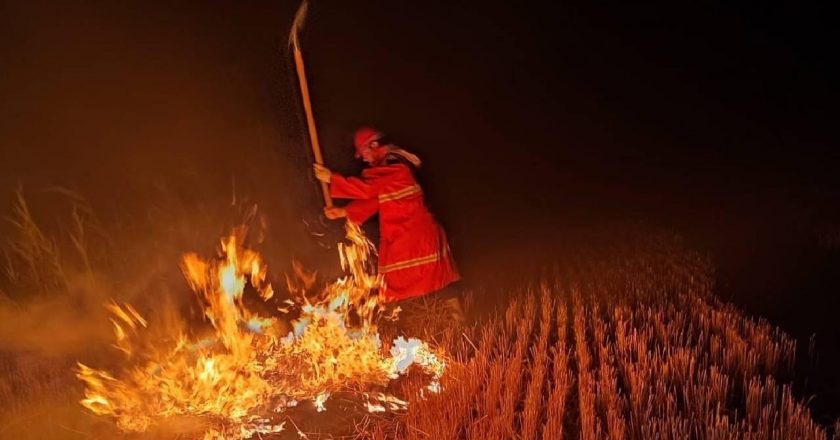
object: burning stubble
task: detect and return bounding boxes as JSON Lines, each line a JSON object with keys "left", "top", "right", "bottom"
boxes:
{"left": 76, "top": 222, "right": 445, "bottom": 439}
{"left": 2, "top": 217, "right": 838, "bottom": 438}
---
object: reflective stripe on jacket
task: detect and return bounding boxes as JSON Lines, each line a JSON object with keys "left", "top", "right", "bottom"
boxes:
{"left": 330, "top": 163, "right": 459, "bottom": 301}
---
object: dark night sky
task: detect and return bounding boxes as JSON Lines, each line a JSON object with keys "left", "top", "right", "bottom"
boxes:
{"left": 1, "top": 0, "right": 839, "bottom": 412}
{"left": 295, "top": 1, "right": 840, "bottom": 294}
{"left": 2, "top": 1, "right": 836, "bottom": 228}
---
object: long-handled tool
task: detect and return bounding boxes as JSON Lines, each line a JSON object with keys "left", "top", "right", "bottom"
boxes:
{"left": 288, "top": 0, "right": 342, "bottom": 252}
{"left": 289, "top": 0, "right": 332, "bottom": 208}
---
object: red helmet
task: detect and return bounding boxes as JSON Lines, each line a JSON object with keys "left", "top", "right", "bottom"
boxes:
{"left": 353, "top": 126, "right": 383, "bottom": 157}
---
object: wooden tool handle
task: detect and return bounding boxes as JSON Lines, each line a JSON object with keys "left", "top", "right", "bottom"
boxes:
{"left": 290, "top": 1, "right": 333, "bottom": 207}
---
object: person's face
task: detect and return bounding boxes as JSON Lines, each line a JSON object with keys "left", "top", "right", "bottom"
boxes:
{"left": 360, "top": 140, "right": 380, "bottom": 164}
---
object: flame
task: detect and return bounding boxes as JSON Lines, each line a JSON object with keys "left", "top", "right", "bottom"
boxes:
{"left": 76, "top": 222, "right": 445, "bottom": 438}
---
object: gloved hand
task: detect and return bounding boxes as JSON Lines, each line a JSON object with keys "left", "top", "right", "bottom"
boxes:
{"left": 313, "top": 163, "right": 332, "bottom": 183}
{"left": 324, "top": 206, "right": 347, "bottom": 220}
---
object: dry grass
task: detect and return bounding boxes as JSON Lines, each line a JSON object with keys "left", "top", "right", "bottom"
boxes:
{"left": 0, "top": 352, "right": 118, "bottom": 440}
{"left": 3, "top": 188, "right": 68, "bottom": 296}
{"left": 0, "top": 188, "right": 835, "bottom": 439}
{"left": 0, "top": 187, "right": 265, "bottom": 439}
{"left": 366, "top": 237, "right": 831, "bottom": 440}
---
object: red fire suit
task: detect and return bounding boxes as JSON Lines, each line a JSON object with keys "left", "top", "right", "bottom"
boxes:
{"left": 330, "top": 162, "right": 459, "bottom": 302}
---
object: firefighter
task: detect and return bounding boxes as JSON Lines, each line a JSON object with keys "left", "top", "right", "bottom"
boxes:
{"left": 313, "top": 127, "right": 464, "bottom": 321}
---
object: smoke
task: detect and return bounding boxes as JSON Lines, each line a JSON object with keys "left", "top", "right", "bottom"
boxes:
{"left": 0, "top": 175, "right": 319, "bottom": 357}
{"left": 0, "top": 274, "right": 112, "bottom": 355}
{"left": 0, "top": 0, "right": 313, "bottom": 221}
{"left": 0, "top": 1, "right": 334, "bottom": 358}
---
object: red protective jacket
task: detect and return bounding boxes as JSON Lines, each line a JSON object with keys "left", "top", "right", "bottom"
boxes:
{"left": 330, "top": 162, "right": 459, "bottom": 302}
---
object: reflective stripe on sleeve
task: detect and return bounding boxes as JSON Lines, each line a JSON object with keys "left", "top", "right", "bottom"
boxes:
{"left": 379, "top": 251, "right": 442, "bottom": 274}
{"left": 378, "top": 184, "right": 422, "bottom": 203}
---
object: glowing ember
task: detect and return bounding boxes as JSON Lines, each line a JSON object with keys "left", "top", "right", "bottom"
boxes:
{"left": 76, "top": 222, "right": 445, "bottom": 438}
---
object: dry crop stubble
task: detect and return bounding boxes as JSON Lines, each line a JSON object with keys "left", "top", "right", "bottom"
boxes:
{"left": 0, "top": 188, "right": 836, "bottom": 439}
{"left": 365, "top": 237, "right": 834, "bottom": 440}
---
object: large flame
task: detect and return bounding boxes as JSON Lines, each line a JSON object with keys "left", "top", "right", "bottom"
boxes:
{"left": 77, "top": 222, "right": 445, "bottom": 438}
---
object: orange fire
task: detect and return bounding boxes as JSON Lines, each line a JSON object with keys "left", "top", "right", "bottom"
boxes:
{"left": 76, "top": 222, "right": 445, "bottom": 438}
